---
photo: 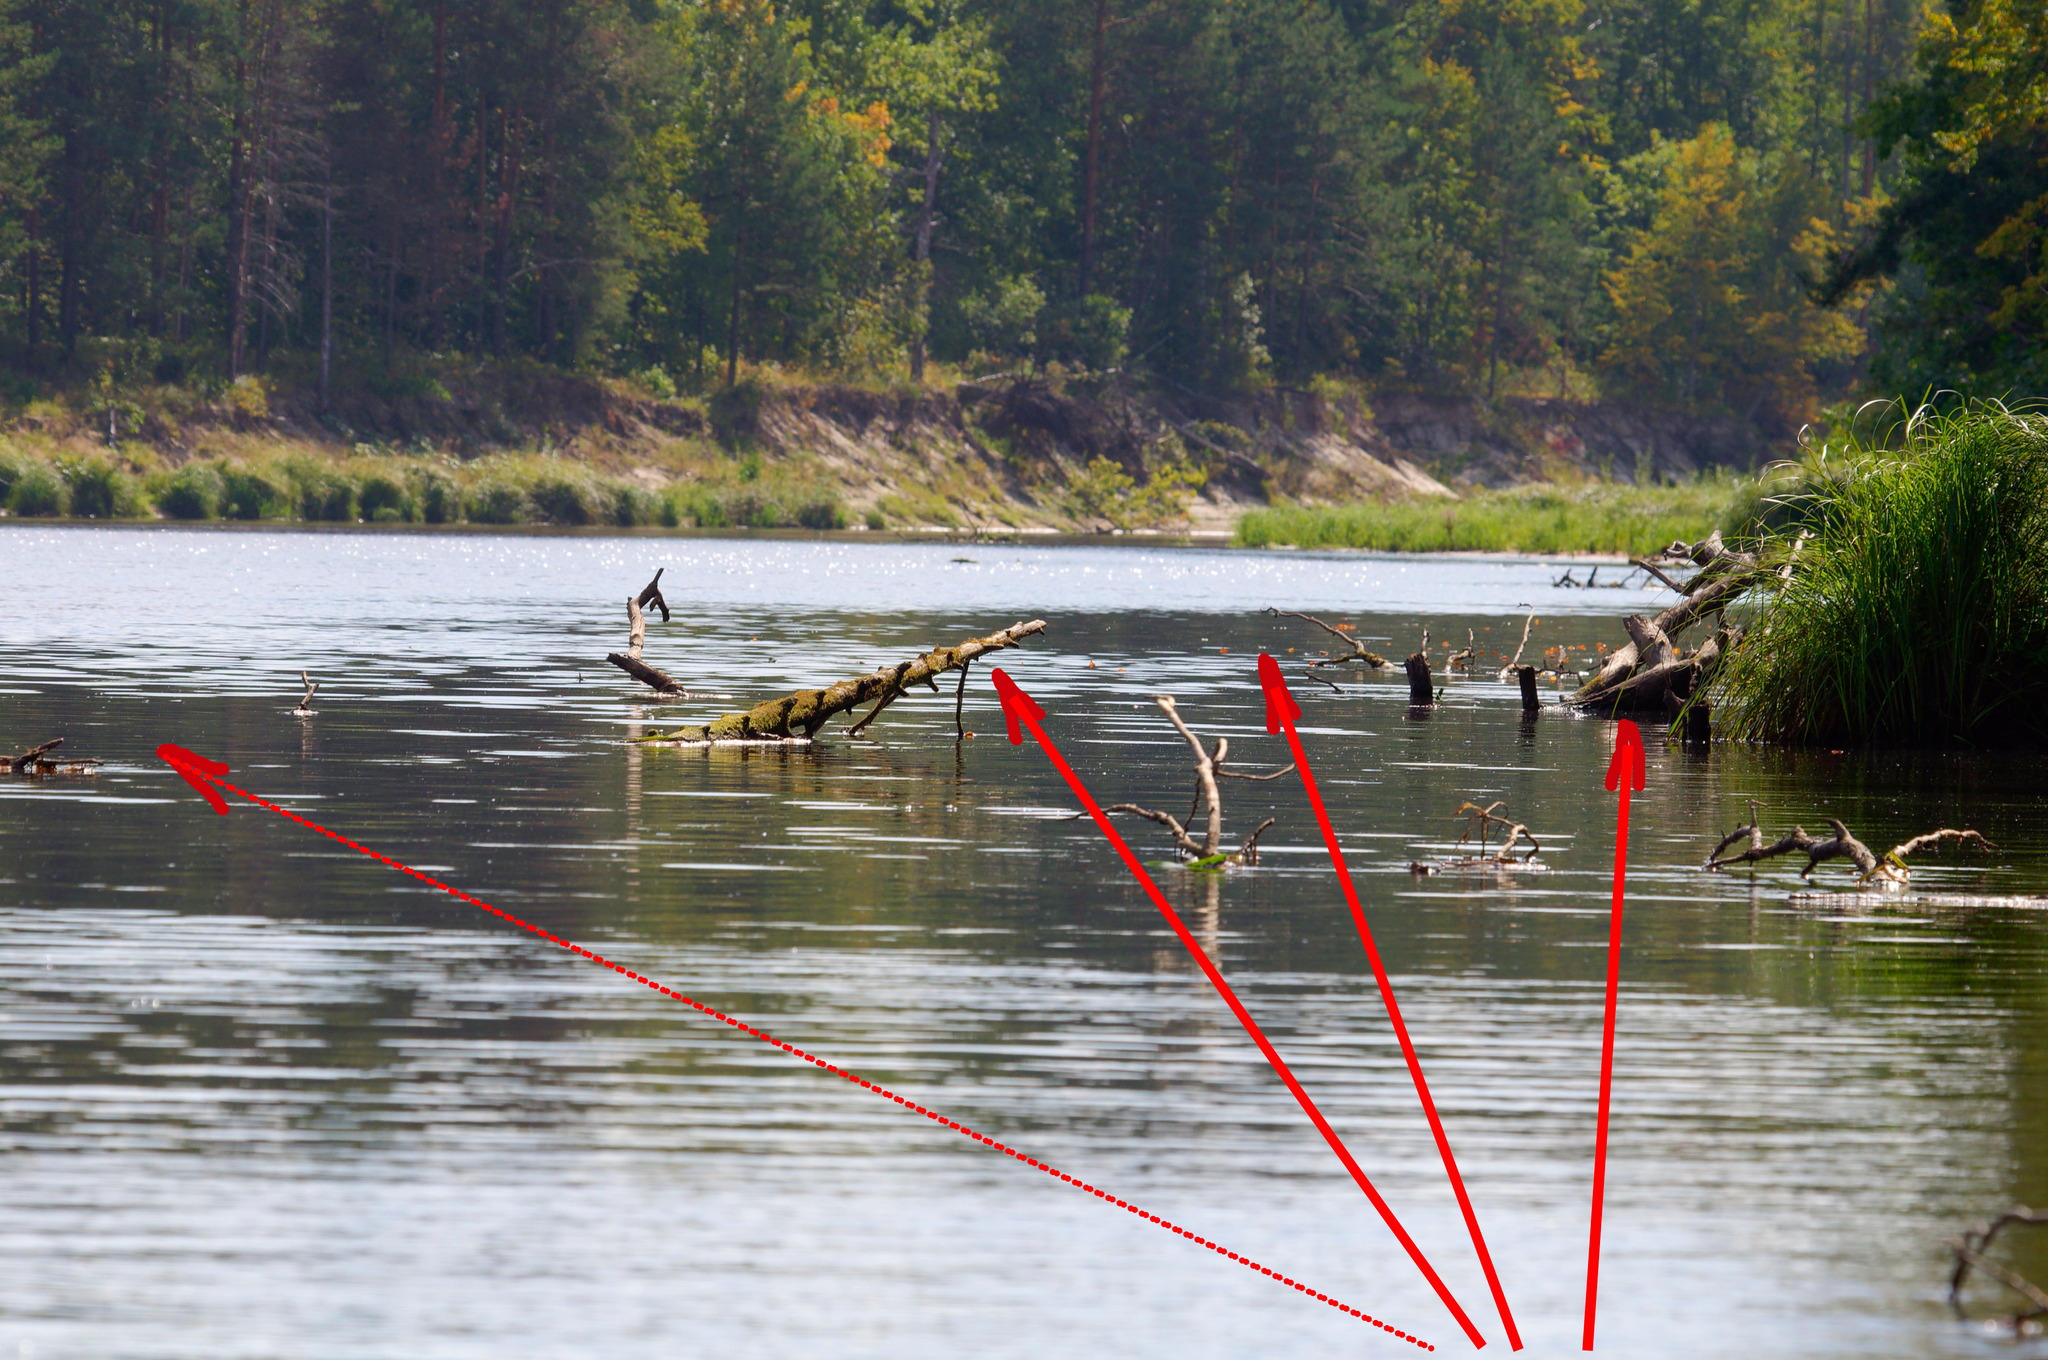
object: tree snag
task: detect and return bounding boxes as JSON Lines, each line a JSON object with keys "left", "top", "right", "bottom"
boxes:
{"left": 1704, "top": 806, "right": 1996, "bottom": 884}
{"left": 1574, "top": 531, "right": 1771, "bottom": 714}
{"left": 1410, "top": 799, "right": 1546, "bottom": 873}
{"left": 1949, "top": 1206, "right": 2048, "bottom": 1330}
{"left": 1264, "top": 608, "right": 1390, "bottom": 672}
{"left": 6, "top": 737, "right": 99, "bottom": 777}
{"left": 1088, "top": 694, "right": 1291, "bottom": 865}
{"left": 606, "top": 570, "right": 685, "bottom": 696}
{"left": 648, "top": 619, "right": 1047, "bottom": 743}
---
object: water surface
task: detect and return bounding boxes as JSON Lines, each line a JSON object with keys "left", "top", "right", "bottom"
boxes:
{"left": 4, "top": 526, "right": 2047, "bottom": 1358}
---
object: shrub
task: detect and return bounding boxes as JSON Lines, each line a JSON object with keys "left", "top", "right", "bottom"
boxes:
{"left": 796, "top": 496, "right": 847, "bottom": 530}
{"left": 865, "top": 508, "right": 886, "bottom": 531}
{"left": 296, "top": 470, "right": 356, "bottom": 521}
{"left": 0, "top": 449, "right": 24, "bottom": 504}
{"left": 156, "top": 463, "right": 224, "bottom": 519}
{"left": 608, "top": 484, "right": 656, "bottom": 526}
{"left": 1712, "top": 407, "right": 2048, "bottom": 745}
{"left": 415, "top": 471, "right": 458, "bottom": 524}
{"left": 357, "top": 473, "right": 414, "bottom": 523}
{"left": 220, "top": 465, "right": 286, "bottom": 519}
{"left": 530, "top": 474, "right": 596, "bottom": 525}
{"left": 64, "top": 458, "right": 140, "bottom": 518}
{"left": 467, "top": 479, "right": 527, "bottom": 524}
{"left": 709, "top": 378, "right": 765, "bottom": 445}
{"left": 8, "top": 462, "right": 67, "bottom": 517}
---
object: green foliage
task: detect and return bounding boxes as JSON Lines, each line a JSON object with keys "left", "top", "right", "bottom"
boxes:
{"left": 220, "top": 466, "right": 286, "bottom": 520}
{"left": 1712, "top": 407, "right": 2048, "bottom": 745}
{"left": 59, "top": 457, "right": 139, "bottom": 518}
{"left": 7, "top": 460, "right": 65, "bottom": 516}
{"left": 466, "top": 480, "right": 529, "bottom": 525}
{"left": 156, "top": 464, "right": 225, "bottom": 520}
{"left": 1236, "top": 477, "right": 1734, "bottom": 554}
{"left": 357, "top": 473, "right": 415, "bottom": 524}
{"left": 1066, "top": 456, "right": 1206, "bottom": 529}
{"left": 529, "top": 474, "right": 598, "bottom": 526}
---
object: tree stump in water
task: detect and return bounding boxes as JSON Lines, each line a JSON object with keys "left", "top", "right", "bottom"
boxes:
{"left": 1405, "top": 653, "right": 1434, "bottom": 706}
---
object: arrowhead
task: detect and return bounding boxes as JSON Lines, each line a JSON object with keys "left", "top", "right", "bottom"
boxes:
{"left": 1604, "top": 719, "right": 1646, "bottom": 793}
{"left": 989, "top": 667, "right": 1045, "bottom": 746}
{"left": 156, "top": 743, "right": 230, "bottom": 815}
{"left": 1256, "top": 653, "right": 1302, "bottom": 734}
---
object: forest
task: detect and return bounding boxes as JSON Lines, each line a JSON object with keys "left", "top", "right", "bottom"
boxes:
{"left": 0, "top": 0, "right": 2041, "bottom": 420}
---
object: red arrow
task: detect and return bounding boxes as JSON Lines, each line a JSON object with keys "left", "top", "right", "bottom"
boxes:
{"left": 150, "top": 740, "right": 1435, "bottom": 1347}
{"left": 1256, "top": 654, "right": 1521, "bottom": 1351}
{"left": 156, "top": 743, "right": 229, "bottom": 814}
{"left": 991, "top": 666, "right": 1485, "bottom": 1349}
{"left": 1584, "top": 718, "right": 1645, "bottom": 1350}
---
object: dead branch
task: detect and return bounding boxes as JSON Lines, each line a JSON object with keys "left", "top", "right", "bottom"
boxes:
{"left": 1264, "top": 607, "right": 1390, "bottom": 670}
{"left": 1086, "top": 695, "right": 1288, "bottom": 864}
{"left": 1497, "top": 604, "right": 1537, "bottom": 679}
{"left": 9, "top": 738, "right": 63, "bottom": 774}
{"left": 607, "top": 570, "right": 686, "bottom": 696}
{"left": 1572, "top": 531, "right": 1772, "bottom": 711}
{"left": 6, "top": 737, "right": 99, "bottom": 777}
{"left": 1949, "top": 1206, "right": 2048, "bottom": 1325}
{"left": 1447, "top": 629, "right": 1476, "bottom": 671}
{"left": 1705, "top": 813, "right": 1994, "bottom": 884}
{"left": 650, "top": 619, "right": 1047, "bottom": 743}
{"left": 1630, "top": 557, "right": 1690, "bottom": 593}
{"left": 294, "top": 671, "right": 319, "bottom": 714}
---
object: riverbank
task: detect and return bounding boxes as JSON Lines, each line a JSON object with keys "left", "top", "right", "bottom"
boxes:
{"left": 1, "top": 360, "right": 1772, "bottom": 538}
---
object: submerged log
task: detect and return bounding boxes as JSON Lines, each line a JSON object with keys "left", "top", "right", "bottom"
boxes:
{"left": 6, "top": 737, "right": 100, "bottom": 777}
{"left": 650, "top": 619, "right": 1047, "bottom": 743}
{"left": 1704, "top": 807, "right": 1996, "bottom": 884}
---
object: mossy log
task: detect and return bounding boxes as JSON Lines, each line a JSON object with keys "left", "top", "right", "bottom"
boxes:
{"left": 648, "top": 619, "right": 1047, "bottom": 743}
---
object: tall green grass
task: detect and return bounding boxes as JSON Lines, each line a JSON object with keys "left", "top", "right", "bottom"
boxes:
{"left": 0, "top": 444, "right": 846, "bottom": 531}
{"left": 1712, "top": 407, "right": 2048, "bottom": 745}
{"left": 1235, "top": 477, "right": 1736, "bottom": 556}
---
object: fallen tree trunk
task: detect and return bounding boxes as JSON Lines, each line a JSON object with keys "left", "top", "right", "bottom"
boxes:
{"left": 648, "top": 619, "right": 1047, "bottom": 743}
{"left": 1573, "top": 530, "right": 1771, "bottom": 713}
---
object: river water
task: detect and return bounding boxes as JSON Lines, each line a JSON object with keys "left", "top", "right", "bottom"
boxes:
{"left": 3, "top": 525, "right": 2047, "bottom": 1359}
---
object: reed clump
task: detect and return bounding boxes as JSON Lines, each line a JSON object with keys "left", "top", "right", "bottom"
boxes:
{"left": 1235, "top": 476, "right": 1735, "bottom": 556}
{"left": 1712, "top": 406, "right": 2048, "bottom": 745}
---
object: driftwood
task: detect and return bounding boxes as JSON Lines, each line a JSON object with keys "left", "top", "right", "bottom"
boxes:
{"left": 1264, "top": 608, "right": 1390, "bottom": 671}
{"left": 1090, "top": 695, "right": 1290, "bottom": 865}
{"left": 649, "top": 619, "right": 1047, "bottom": 743}
{"left": 1574, "top": 531, "right": 1771, "bottom": 714}
{"left": 6, "top": 737, "right": 99, "bottom": 777}
{"left": 293, "top": 671, "right": 319, "bottom": 714}
{"left": 1410, "top": 799, "right": 1546, "bottom": 873}
{"left": 606, "top": 570, "right": 685, "bottom": 695}
{"left": 1704, "top": 806, "right": 1996, "bottom": 884}
{"left": 1949, "top": 1206, "right": 2048, "bottom": 1328}
{"left": 1447, "top": 629, "right": 1476, "bottom": 671}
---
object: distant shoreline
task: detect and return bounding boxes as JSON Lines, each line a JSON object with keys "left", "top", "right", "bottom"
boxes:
{"left": 0, "top": 515, "right": 1637, "bottom": 561}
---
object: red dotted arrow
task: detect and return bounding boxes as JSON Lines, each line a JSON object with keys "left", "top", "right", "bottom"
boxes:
{"left": 992, "top": 667, "right": 1485, "bottom": 1350}
{"left": 153, "top": 743, "right": 1432, "bottom": 1350}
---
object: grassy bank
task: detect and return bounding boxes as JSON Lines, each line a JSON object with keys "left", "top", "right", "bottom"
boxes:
{"left": 1712, "top": 408, "right": 2048, "bottom": 745}
{"left": 1233, "top": 476, "right": 1738, "bottom": 556}
{"left": 0, "top": 441, "right": 859, "bottom": 531}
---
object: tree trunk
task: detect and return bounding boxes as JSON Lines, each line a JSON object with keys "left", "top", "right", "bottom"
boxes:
{"left": 425, "top": 0, "right": 448, "bottom": 347}
{"left": 652, "top": 621, "right": 1048, "bottom": 742}
{"left": 225, "top": 56, "right": 249, "bottom": 374}
{"left": 909, "top": 110, "right": 942, "bottom": 383}
{"left": 490, "top": 106, "right": 522, "bottom": 358}
{"left": 319, "top": 175, "right": 332, "bottom": 412}
{"left": 725, "top": 227, "right": 746, "bottom": 388}
{"left": 1079, "top": 0, "right": 1108, "bottom": 298}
